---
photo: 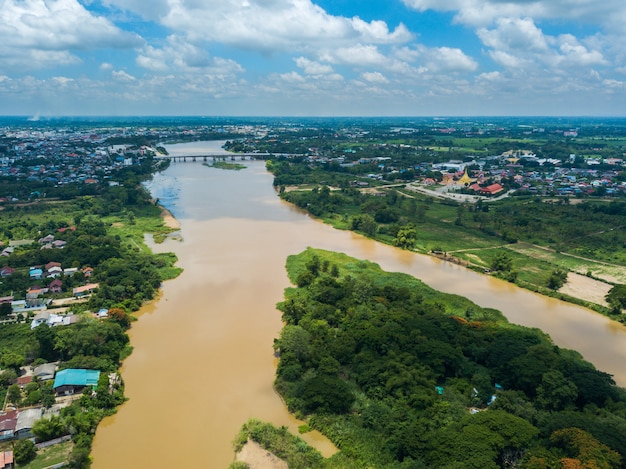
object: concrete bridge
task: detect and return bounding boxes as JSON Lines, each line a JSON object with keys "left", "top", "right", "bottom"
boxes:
{"left": 155, "top": 153, "right": 270, "bottom": 162}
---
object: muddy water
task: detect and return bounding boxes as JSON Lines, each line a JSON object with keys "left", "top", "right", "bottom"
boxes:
{"left": 92, "top": 155, "right": 626, "bottom": 468}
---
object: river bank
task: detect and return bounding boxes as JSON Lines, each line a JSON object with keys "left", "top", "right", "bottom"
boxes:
{"left": 91, "top": 152, "right": 626, "bottom": 468}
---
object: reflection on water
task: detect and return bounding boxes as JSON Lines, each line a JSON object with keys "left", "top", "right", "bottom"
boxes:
{"left": 92, "top": 149, "right": 626, "bottom": 468}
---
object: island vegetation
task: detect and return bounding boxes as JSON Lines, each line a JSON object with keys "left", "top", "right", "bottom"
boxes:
{"left": 203, "top": 161, "right": 247, "bottom": 171}
{"left": 233, "top": 248, "right": 626, "bottom": 468}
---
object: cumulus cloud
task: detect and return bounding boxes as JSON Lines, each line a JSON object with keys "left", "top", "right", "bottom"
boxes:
{"left": 0, "top": 0, "right": 142, "bottom": 71}
{"left": 106, "top": 0, "right": 411, "bottom": 53}
{"left": 112, "top": 70, "right": 136, "bottom": 82}
{"left": 295, "top": 57, "right": 334, "bottom": 76}
{"left": 477, "top": 17, "right": 606, "bottom": 71}
{"left": 478, "top": 17, "right": 548, "bottom": 52}
{"left": 361, "top": 72, "right": 389, "bottom": 83}
{"left": 401, "top": 0, "right": 626, "bottom": 29}
{"left": 136, "top": 36, "right": 244, "bottom": 76}
{"left": 51, "top": 76, "right": 74, "bottom": 86}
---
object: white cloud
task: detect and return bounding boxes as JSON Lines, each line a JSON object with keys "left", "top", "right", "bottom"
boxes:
{"left": 295, "top": 57, "right": 334, "bottom": 75}
{"left": 428, "top": 47, "right": 478, "bottom": 72}
{"left": 51, "top": 76, "right": 74, "bottom": 86}
{"left": 556, "top": 34, "right": 606, "bottom": 66}
{"left": 112, "top": 70, "right": 136, "bottom": 82}
{"left": 106, "top": 0, "right": 411, "bottom": 53}
{"left": 361, "top": 71, "right": 389, "bottom": 83}
{"left": 278, "top": 72, "right": 306, "bottom": 83}
{"left": 478, "top": 17, "right": 548, "bottom": 52}
{"left": 0, "top": 0, "right": 142, "bottom": 71}
{"left": 323, "top": 44, "right": 388, "bottom": 67}
{"left": 401, "top": 0, "right": 626, "bottom": 29}
{"left": 136, "top": 36, "right": 244, "bottom": 76}
{"left": 477, "top": 17, "right": 606, "bottom": 71}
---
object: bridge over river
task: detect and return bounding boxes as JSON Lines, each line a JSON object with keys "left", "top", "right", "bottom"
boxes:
{"left": 156, "top": 153, "right": 271, "bottom": 162}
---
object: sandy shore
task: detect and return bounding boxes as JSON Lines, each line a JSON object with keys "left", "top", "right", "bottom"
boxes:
{"left": 160, "top": 206, "right": 180, "bottom": 230}
{"left": 558, "top": 272, "right": 611, "bottom": 307}
{"left": 235, "top": 440, "right": 288, "bottom": 469}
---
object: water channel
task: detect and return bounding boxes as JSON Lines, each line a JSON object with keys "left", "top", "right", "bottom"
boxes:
{"left": 91, "top": 141, "right": 626, "bottom": 468}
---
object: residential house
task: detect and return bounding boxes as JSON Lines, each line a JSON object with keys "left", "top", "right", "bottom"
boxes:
{"left": 30, "top": 312, "right": 76, "bottom": 329}
{"left": 45, "top": 261, "right": 62, "bottom": 271}
{"left": 52, "top": 240, "right": 67, "bottom": 249}
{"left": 0, "top": 296, "right": 13, "bottom": 305}
{"left": 15, "top": 408, "right": 43, "bottom": 438}
{"left": 73, "top": 283, "right": 99, "bottom": 298}
{"left": 0, "top": 451, "right": 13, "bottom": 469}
{"left": 82, "top": 267, "right": 94, "bottom": 277}
{"left": 38, "top": 234, "right": 54, "bottom": 245}
{"left": 16, "top": 375, "right": 32, "bottom": 389}
{"left": 30, "top": 311, "right": 51, "bottom": 329}
{"left": 53, "top": 369, "right": 100, "bottom": 396}
{"left": 63, "top": 267, "right": 78, "bottom": 276}
{"left": 49, "top": 278, "right": 63, "bottom": 293}
{"left": 33, "top": 363, "right": 57, "bottom": 382}
{"left": 0, "top": 411, "right": 17, "bottom": 441}
{"left": 29, "top": 267, "right": 43, "bottom": 280}
{"left": 46, "top": 266, "right": 63, "bottom": 278}
{"left": 0, "top": 267, "right": 14, "bottom": 277}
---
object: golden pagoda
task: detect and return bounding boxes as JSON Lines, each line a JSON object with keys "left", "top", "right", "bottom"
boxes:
{"left": 457, "top": 169, "right": 473, "bottom": 187}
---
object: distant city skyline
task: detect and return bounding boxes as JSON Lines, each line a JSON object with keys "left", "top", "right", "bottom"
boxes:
{"left": 1, "top": 0, "right": 625, "bottom": 117}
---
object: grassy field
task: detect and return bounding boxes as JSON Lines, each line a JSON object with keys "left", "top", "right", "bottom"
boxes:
{"left": 24, "top": 441, "right": 73, "bottom": 469}
{"left": 285, "top": 185, "right": 626, "bottom": 317}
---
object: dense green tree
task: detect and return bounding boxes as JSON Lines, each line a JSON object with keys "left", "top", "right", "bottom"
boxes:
{"left": 14, "top": 439, "right": 37, "bottom": 465}
{"left": 536, "top": 370, "right": 578, "bottom": 411}
{"left": 490, "top": 251, "right": 513, "bottom": 272}
{"left": 394, "top": 224, "right": 417, "bottom": 250}
{"left": 296, "top": 375, "right": 354, "bottom": 414}
{"left": 547, "top": 269, "right": 568, "bottom": 290}
{"left": 33, "top": 415, "right": 67, "bottom": 441}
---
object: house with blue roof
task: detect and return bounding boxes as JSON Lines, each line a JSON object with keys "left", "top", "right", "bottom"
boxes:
{"left": 53, "top": 368, "right": 100, "bottom": 396}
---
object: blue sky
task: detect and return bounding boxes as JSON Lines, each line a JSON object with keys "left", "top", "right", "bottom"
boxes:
{"left": 0, "top": 0, "right": 625, "bottom": 116}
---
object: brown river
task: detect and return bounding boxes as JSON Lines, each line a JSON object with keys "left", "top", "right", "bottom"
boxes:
{"left": 91, "top": 143, "right": 626, "bottom": 468}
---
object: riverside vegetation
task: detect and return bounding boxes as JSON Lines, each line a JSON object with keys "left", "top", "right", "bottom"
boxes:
{"left": 0, "top": 160, "right": 181, "bottom": 467}
{"left": 269, "top": 159, "right": 626, "bottom": 319}
{"left": 233, "top": 248, "right": 626, "bottom": 469}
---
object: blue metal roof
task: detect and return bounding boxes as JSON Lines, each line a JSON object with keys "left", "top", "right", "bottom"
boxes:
{"left": 53, "top": 369, "right": 100, "bottom": 389}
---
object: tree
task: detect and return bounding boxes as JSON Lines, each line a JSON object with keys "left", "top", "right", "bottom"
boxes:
{"left": 296, "top": 375, "right": 354, "bottom": 414}
{"left": 351, "top": 214, "right": 377, "bottom": 236}
{"left": 108, "top": 307, "right": 131, "bottom": 330}
{"left": 7, "top": 383, "right": 21, "bottom": 405}
{"left": 550, "top": 427, "right": 621, "bottom": 469}
{"left": 274, "top": 325, "right": 311, "bottom": 363}
{"left": 33, "top": 415, "right": 67, "bottom": 441}
{"left": 14, "top": 439, "right": 37, "bottom": 465}
{"left": 1, "top": 351, "right": 24, "bottom": 372}
{"left": 547, "top": 269, "right": 568, "bottom": 290}
{"left": 0, "top": 302, "right": 12, "bottom": 317}
{"left": 490, "top": 251, "right": 513, "bottom": 272}
{"left": 394, "top": 224, "right": 417, "bottom": 250}
{"left": 536, "top": 370, "right": 578, "bottom": 411}
{"left": 606, "top": 284, "right": 626, "bottom": 310}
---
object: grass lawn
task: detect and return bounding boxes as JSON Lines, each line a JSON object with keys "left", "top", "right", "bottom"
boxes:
{"left": 22, "top": 441, "right": 73, "bottom": 469}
